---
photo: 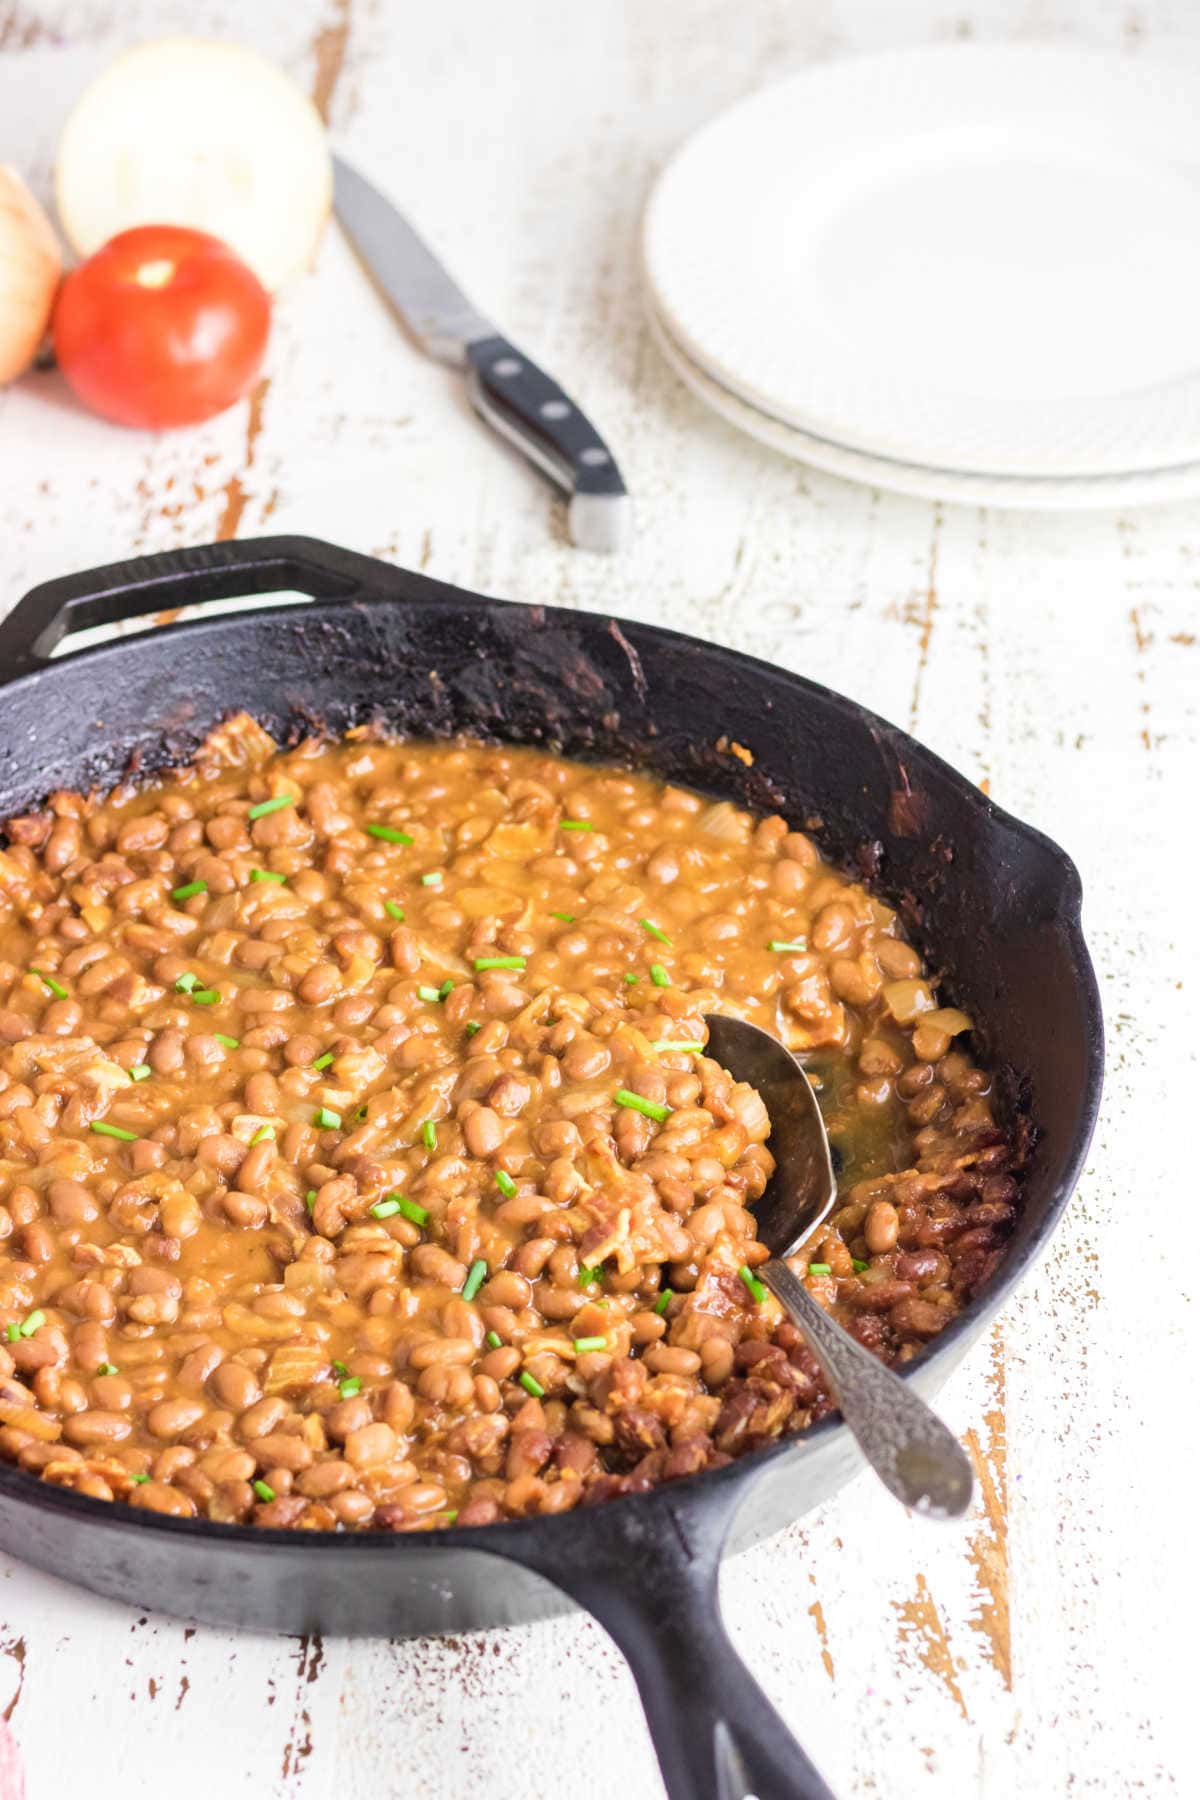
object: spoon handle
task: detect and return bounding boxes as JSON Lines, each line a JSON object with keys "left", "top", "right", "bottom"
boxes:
{"left": 761, "top": 1259, "right": 975, "bottom": 1518}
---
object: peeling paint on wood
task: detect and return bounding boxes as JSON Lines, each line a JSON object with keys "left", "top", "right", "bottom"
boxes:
{"left": 963, "top": 1324, "right": 1010, "bottom": 1689}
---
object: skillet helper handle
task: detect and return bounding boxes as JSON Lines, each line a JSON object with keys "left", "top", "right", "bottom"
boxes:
{"left": 464, "top": 334, "right": 632, "bottom": 554}
{"left": 0, "top": 535, "right": 377, "bottom": 675}
{"left": 494, "top": 1496, "right": 835, "bottom": 1800}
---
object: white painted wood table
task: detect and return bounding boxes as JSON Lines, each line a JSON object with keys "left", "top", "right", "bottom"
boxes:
{"left": 0, "top": 2, "right": 1192, "bottom": 1794}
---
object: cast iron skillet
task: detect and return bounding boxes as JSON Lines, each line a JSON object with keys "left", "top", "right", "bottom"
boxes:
{"left": 0, "top": 538, "right": 1103, "bottom": 1800}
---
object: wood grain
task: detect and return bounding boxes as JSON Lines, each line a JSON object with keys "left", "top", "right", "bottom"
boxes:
{"left": 0, "top": 3, "right": 1192, "bottom": 1796}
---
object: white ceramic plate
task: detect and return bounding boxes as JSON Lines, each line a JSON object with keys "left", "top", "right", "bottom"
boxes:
{"left": 646, "top": 292, "right": 1200, "bottom": 508}
{"left": 644, "top": 46, "right": 1200, "bottom": 479}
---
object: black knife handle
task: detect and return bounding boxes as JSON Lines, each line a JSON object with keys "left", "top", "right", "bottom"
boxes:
{"left": 465, "top": 334, "right": 631, "bottom": 552}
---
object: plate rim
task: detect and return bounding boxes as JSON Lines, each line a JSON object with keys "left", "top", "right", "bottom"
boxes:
{"left": 643, "top": 42, "right": 1200, "bottom": 479}
{"left": 645, "top": 289, "right": 1200, "bottom": 509}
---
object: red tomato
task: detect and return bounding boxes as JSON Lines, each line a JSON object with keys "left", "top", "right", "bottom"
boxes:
{"left": 53, "top": 224, "right": 271, "bottom": 429}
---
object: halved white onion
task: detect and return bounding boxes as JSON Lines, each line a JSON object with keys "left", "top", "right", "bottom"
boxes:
{"left": 55, "top": 38, "right": 332, "bottom": 292}
{"left": 0, "top": 168, "right": 61, "bottom": 384}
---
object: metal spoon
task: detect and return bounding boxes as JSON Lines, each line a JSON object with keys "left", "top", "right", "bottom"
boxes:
{"left": 704, "top": 1014, "right": 974, "bottom": 1518}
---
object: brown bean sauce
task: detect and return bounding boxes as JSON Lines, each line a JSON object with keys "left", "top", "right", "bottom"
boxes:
{"left": 0, "top": 724, "right": 1019, "bottom": 1529}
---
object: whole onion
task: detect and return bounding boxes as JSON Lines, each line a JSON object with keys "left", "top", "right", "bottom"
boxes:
{"left": 0, "top": 167, "right": 61, "bottom": 385}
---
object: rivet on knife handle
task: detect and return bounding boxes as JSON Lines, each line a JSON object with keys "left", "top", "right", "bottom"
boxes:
{"left": 465, "top": 336, "right": 631, "bottom": 554}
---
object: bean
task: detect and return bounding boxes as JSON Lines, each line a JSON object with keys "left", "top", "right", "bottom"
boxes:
{"left": 344, "top": 1423, "right": 397, "bottom": 1467}
{"left": 133, "top": 1478, "right": 197, "bottom": 1518}
{"left": 296, "top": 1460, "right": 355, "bottom": 1498}
{"left": 408, "top": 1338, "right": 476, "bottom": 1370}
{"left": 298, "top": 963, "right": 340, "bottom": 1005}
{"left": 210, "top": 1362, "right": 261, "bottom": 1411}
{"left": 864, "top": 1200, "right": 900, "bottom": 1254}
{"left": 63, "top": 1410, "right": 132, "bottom": 1447}
{"left": 147, "top": 1398, "right": 205, "bottom": 1439}
{"left": 251, "top": 1434, "right": 313, "bottom": 1472}
{"left": 409, "top": 1245, "right": 467, "bottom": 1289}
{"left": 237, "top": 1396, "right": 287, "bottom": 1440}
{"left": 461, "top": 1106, "right": 503, "bottom": 1157}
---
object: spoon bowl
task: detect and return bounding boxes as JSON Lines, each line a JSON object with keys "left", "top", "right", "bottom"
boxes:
{"left": 703, "top": 1012, "right": 837, "bottom": 1256}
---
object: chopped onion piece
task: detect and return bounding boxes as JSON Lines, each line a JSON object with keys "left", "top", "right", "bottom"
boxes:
{"left": 881, "top": 979, "right": 936, "bottom": 1024}
{"left": 922, "top": 1006, "right": 973, "bottom": 1037}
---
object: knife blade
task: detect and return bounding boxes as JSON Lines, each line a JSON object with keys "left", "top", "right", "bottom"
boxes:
{"left": 333, "top": 156, "right": 631, "bottom": 553}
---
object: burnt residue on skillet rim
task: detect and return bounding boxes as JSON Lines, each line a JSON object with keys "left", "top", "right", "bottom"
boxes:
{"left": 0, "top": 539, "right": 1102, "bottom": 1799}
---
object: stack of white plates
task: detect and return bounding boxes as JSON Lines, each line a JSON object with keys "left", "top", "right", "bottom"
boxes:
{"left": 643, "top": 45, "right": 1200, "bottom": 507}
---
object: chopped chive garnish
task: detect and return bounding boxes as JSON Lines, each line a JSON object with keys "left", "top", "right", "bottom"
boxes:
{"left": 91, "top": 1121, "right": 137, "bottom": 1141}
{"left": 653, "top": 1289, "right": 674, "bottom": 1315}
{"left": 248, "top": 795, "right": 293, "bottom": 820}
{"left": 623, "top": 973, "right": 638, "bottom": 985}
{"left": 768, "top": 939, "right": 808, "bottom": 954}
{"left": 519, "top": 1371, "right": 546, "bottom": 1397}
{"left": 852, "top": 1258, "right": 869, "bottom": 1273}
{"left": 171, "top": 880, "right": 206, "bottom": 902}
{"left": 437, "top": 978, "right": 454, "bottom": 1001}
{"left": 640, "top": 919, "right": 671, "bottom": 944}
{"left": 174, "top": 972, "right": 198, "bottom": 993}
{"left": 485, "top": 1330, "right": 502, "bottom": 1350}
{"left": 573, "top": 1336, "right": 606, "bottom": 1354}
{"left": 392, "top": 1194, "right": 429, "bottom": 1226}
{"left": 614, "top": 1088, "right": 671, "bottom": 1123}
{"left": 371, "top": 1198, "right": 401, "bottom": 1219}
{"left": 96, "top": 1363, "right": 118, "bottom": 1376}
{"left": 18, "top": 1310, "right": 45, "bottom": 1337}
{"left": 305, "top": 1190, "right": 317, "bottom": 1211}
{"left": 332, "top": 1361, "right": 348, "bottom": 1378}
{"left": 384, "top": 901, "right": 406, "bottom": 921}
{"left": 473, "top": 956, "right": 526, "bottom": 972}
{"left": 312, "top": 1052, "right": 335, "bottom": 1071}
{"left": 365, "top": 824, "right": 413, "bottom": 845}
{"left": 494, "top": 1171, "right": 517, "bottom": 1199}
{"left": 578, "top": 1265, "right": 602, "bottom": 1289}
{"left": 30, "top": 966, "right": 68, "bottom": 999}
{"left": 465, "top": 1021, "right": 481, "bottom": 1036}
{"left": 313, "top": 1106, "right": 341, "bottom": 1130}
{"left": 421, "top": 872, "right": 443, "bottom": 888}
{"left": 559, "top": 819, "right": 592, "bottom": 832}
{"left": 339, "top": 1377, "right": 361, "bottom": 1399}
{"left": 190, "top": 988, "right": 220, "bottom": 1005}
{"left": 417, "top": 984, "right": 441, "bottom": 1003}
{"left": 215, "top": 1034, "right": 240, "bottom": 1049}
{"left": 738, "top": 1264, "right": 767, "bottom": 1305}
{"left": 4, "top": 1325, "right": 17, "bottom": 1342}
{"left": 252, "top": 1479, "right": 276, "bottom": 1503}
{"left": 551, "top": 911, "right": 575, "bottom": 923}
{"left": 129, "top": 1063, "right": 151, "bottom": 1082}
{"left": 649, "top": 963, "right": 670, "bottom": 988}
{"left": 649, "top": 1041, "right": 704, "bottom": 1054}
{"left": 421, "top": 1120, "right": 437, "bottom": 1150}
{"left": 808, "top": 1262, "right": 832, "bottom": 1276}
{"left": 130, "top": 1472, "right": 150, "bottom": 1484}
{"left": 249, "top": 1125, "right": 275, "bottom": 1146}
{"left": 461, "top": 1259, "right": 487, "bottom": 1302}
{"left": 250, "top": 868, "right": 287, "bottom": 884}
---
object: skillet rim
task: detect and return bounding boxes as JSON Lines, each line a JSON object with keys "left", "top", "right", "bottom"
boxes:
{"left": 0, "top": 579, "right": 1105, "bottom": 1553}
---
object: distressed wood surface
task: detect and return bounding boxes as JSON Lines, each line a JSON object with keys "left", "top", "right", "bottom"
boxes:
{"left": 0, "top": 2, "right": 1193, "bottom": 1795}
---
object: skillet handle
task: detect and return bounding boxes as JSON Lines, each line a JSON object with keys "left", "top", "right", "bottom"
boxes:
{"left": 492, "top": 1492, "right": 835, "bottom": 1800}
{"left": 0, "top": 536, "right": 393, "bottom": 675}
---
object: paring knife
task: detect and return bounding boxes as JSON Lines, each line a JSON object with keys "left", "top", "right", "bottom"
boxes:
{"left": 332, "top": 156, "right": 631, "bottom": 553}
